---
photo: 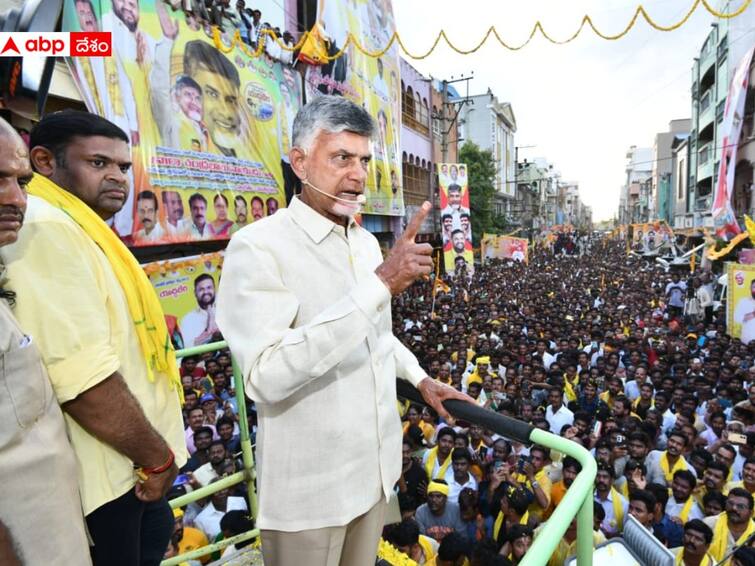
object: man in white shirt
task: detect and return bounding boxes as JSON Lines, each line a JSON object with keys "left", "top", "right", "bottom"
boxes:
{"left": 194, "top": 483, "right": 247, "bottom": 540}
{"left": 134, "top": 190, "right": 165, "bottom": 243}
{"left": 546, "top": 386, "right": 574, "bottom": 435}
{"left": 447, "top": 449, "right": 477, "bottom": 504}
{"left": 216, "top": 96, "right": 470, "bottom": 566}
{"left": 734, "top": 279, "right": 755, "bottom": 344}
{"left": 666, "top": 470, "right": 704, "bottom": 522}
{"left": 181, "top": 273, "right": 219, "bottom": 348}
{"left": 594, "top": 462, "right": 628, "bottom": 538}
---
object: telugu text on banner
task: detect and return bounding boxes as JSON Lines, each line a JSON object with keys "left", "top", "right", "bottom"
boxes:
{"left": 63, "top": 0, "right": 302, "bottom": 246}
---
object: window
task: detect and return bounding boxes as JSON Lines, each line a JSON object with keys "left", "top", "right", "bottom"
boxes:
{"left": 716, "top": 100, "right": 725, "bottom": 123}
{"left": 401, "top": 85, "right": 429, "bottom": 136}
{"left": 401, "top": 157, "right": 430, "bottom": 206}
{"left": 432, "top": 105, "right": 440, "bottom": 137}
{"left": 700, "top": 89, "right": 711, "bottom": 112}
{"left": 699, "top": 144, "right": 711, "bottom": 164}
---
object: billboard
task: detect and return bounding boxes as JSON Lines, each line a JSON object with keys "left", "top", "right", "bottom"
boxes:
{"left": 303, "top": 0, "right": 403, "bottom": 216}
{"left": 439, "top": 162, "right": 473, "bottom": 273}
{"left": 143, "top": 252, "right": 225, "bottom": 350}
{"left": 728, "top": 263, "right": 755, "bottom": 344}
{"left": 482, "top": 234, "right": 528, "bottom": 264}
{"left": 63, "top": 0, "right": 302, "bottom": 246}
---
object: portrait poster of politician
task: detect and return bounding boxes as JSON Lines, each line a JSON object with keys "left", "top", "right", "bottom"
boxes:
{"left": 728, "top": 263, "right": 755, "bottom": 345}
{"left": 143, "top": 253, "right": 224, "bottom": 350}
{"left": 438, "top": 163, "right": 473, "bottom": 273}
{"left": 63, "top": 0, "right": 302, "bottom": 246}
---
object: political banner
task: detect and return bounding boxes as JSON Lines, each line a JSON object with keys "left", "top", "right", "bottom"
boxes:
{"left": 143, "top": 253, "right": 224, "bottom": 350}
{"left": 303, "top": 0, "right": 403, "bottom": 216}
{"left": 439, "top": 163, "right": 473, "bottom": 273}
{"left": 712, "top": 46, "right": 755, "bottom": 239}
{"left": 728, "top": 263, "right": 755, "bottom": 344}
{"left": 481, "top": 234, "right": 528, "bottom": 264}
{"left": 631, "top": 221, "right": 673, "bottom": 250}
{"left": 63, "top": 0, "right": 302, "bottom": 246}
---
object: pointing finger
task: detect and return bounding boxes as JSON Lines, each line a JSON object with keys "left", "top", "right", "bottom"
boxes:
{"left": 402, "top": 201, "right": 431, "bottom": 243}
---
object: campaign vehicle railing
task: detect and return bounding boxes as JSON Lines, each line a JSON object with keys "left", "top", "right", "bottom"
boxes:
{"left": 164, "top": 341, "right": 596, "bottom": 566}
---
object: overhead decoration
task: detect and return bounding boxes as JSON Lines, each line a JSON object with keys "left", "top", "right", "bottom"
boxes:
{"left": 212, "top": 0, "right": 752, "bottom": 60}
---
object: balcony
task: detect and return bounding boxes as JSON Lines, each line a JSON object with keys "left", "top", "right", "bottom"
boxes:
{"left": 699, "top": 37, "right": 716, "bottom": 76}
{"left": 695, "top": 195, "right": 712, "bottom": 211}
{"left": 698, "top": 89, "right": 714, "bottom": 130}
{"left": 697, "top": 159, "right": 713, "bottom": 182}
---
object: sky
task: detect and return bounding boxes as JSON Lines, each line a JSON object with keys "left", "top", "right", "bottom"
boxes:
{"left": 393, "top": 0, "right": 735, "bottom": 221}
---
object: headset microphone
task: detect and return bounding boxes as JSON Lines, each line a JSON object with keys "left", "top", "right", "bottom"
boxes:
{"left": 303, "top": 180, "right": 367, "bottom": 204}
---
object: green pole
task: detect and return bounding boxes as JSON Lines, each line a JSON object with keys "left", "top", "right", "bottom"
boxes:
{"left": 174, "top": 340, "right": 259, "bottom": 519}
{"left": 519, "top": 428, "right": 596, "bottom": 566}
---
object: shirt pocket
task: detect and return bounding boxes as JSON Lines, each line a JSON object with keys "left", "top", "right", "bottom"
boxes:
{"left": 0, "top": 339, "right": 49, "bottom": 436}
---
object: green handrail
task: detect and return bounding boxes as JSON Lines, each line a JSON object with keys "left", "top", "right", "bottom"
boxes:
{"left": 162, "top": 341, "right": 259, "bottom": 566}
{"left": 396, "top": 380, "right": 596, "bottom": 566}
{"left": 165, "top": 342, "right": 596, "bottom": 565}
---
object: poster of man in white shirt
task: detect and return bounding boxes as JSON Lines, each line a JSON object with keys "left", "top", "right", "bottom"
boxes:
{"left": 731, "top": 265, "right": 755, "bottom": 344}
{"left": 181, "top": 273, "right": 220, "bottom": 347}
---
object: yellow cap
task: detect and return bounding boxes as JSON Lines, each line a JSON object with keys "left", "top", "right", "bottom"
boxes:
{"left": 173, "top": 508, "right": 184, "bottom": 519}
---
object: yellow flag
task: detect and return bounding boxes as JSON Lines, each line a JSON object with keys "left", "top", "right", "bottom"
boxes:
{"left": 690, "top": 252, "right": 696, "bottom": 273}
{"left": 745, "top": 215, "right": 755, "bottom": 245}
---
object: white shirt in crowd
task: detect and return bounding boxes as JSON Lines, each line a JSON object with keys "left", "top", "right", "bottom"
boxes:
{"left": 216, "top": 197, "right": 427, "bottom": 532}
{"left": 194, "top": 496, "right": 248, "bottom": 540}
{"left": 448, "top": 472, "right": 478, "bottom": 505}
{"left": 546, "top": 404, "right": 574, "bottom": 435}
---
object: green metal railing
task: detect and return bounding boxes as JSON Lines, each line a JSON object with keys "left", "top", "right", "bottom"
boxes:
{"left": 162, "top": 340, "right": 260, "bottom": 566}
{"left": 396, "top": 381, "right": 596, "bottom": 566}
{"left": 164, "top": 341, "right": 596, "bottom": 565}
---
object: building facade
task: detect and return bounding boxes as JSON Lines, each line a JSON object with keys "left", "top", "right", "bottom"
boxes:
{"left": 652, "top": 119, "right": 691, "bottom": 223}
{"left": 619, "top": 146, "right": 653, "bottom": 223}
{"left": 398, "top": 58, "right": 435, "bottom": 243}
{"left": 457, "top": 90, "right": 517, "bottom": 217}
{"left": 684, "top": 0, "right": 755, "bottom": 228}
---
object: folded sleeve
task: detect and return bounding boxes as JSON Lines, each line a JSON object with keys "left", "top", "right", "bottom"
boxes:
{"left": 216, "top": 233, "right": 391, "bottom": 405}
{"left": 2, "top": 218, "right": 120, "bottom": 403}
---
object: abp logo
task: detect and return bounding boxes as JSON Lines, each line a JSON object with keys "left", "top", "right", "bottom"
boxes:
{"left": 0, "top": 32, "right": 110, "bottom": 57}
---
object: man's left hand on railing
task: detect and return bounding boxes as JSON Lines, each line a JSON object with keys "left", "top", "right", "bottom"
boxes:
{"left": 416, "top": 378, "right": 476, "bottom": 422}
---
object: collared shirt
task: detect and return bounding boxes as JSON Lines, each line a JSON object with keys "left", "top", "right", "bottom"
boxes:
{"left": 594, "top": 489, "right": 628, "bottom": 538}
{"left": 180, "top": 306, "right": 215, "bottom": 349}
{"left": 666, "top": 495, "right": 704, "bottom": 523}
{"left": 546, "top": 404, "right": 574, "bottom": 435}
{"left": 216, "top": 197, "right": 427, "bottom": 531}
{"left": 194, "top": 496, "right": 247, "bottom": 540}
{"left": 645, "top": 450, "right": 696, "bottom": 487}
{"left": 448, "top": 472, "right": 478, "bottom": 504}
{"left": 0, "top": 196, "right": 186, "bottom": 514}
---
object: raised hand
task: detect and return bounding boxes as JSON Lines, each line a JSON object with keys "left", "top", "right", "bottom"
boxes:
{"left": 375, "top": 201, "right": 433, "bottom": 296}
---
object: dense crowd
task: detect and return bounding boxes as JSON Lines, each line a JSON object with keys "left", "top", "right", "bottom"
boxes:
{"left": 370, "top": 239, "right": 755, "bottom": 565}
{"left": 163, "top": 0, "right": 297, "bottom": 63}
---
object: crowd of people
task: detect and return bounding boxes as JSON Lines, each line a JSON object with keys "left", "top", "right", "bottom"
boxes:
{"left": 163, "top": 0, "right": 297, "bottom": 63}
{"left": 378, "top": 240, "right": 755, "bottom": 566}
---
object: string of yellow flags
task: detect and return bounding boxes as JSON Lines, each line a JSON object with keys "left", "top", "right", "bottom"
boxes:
{"left": 212, "top": 0, "right": 752, "bottom": 61}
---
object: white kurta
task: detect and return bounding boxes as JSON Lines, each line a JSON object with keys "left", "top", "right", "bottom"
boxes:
{"left": 217, "top": 197, "right": 427, "bottom": 531}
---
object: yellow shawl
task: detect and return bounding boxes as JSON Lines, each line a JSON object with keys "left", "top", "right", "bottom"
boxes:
{"left": 494, "top": 510, "right": 529, "bottom": 541}
{"left": 709, "top": 512, "right": 755, "bottom": 564}
{"left": 424, "top": 447, "right": 452, "bottom": 481}
{"left": 674, "top": 549, "right": 713, "bottom": 565}
{"left": 28, "top": 175, "right": 180, "bottom": 393}
{"left": 660, "top": 452, "right": 687, "bottom": 484}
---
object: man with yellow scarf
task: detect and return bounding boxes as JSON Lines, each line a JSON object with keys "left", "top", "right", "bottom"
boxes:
{"left": 671, "top": 519, "right": 715, "bottom": 566}
{"left": 704, "top": 489, "right": 755, "bottom": 565}
{"left": 0, "top": 111, "right": 186, "bottom": 565}
{"left": 646, "top": 430, "right": 697, "bottom": 487}
{"left": 594, "top": 461, "right": 628, "bottom": 538}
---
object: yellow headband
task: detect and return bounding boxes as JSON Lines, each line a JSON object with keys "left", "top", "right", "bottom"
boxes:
{"left": 477, "top": 356, "right": 490, "bottom": 365}
{"left": 427, "top": 481, "right": 449, "bottom": 496}
{"left": 172, "top": 508, "right": 184, "bottom": 519}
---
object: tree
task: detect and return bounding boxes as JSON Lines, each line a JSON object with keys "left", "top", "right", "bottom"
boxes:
{"left": 459, "top": 141, "right": 497, "bottom": 244}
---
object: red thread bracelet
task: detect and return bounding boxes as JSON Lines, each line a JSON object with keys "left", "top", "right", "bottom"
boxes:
{"left": 142, "top": 449, "right": 175, "bottom": 474}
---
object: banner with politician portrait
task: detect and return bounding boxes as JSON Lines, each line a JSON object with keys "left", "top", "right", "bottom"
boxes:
{"left": 303, "top": 0, "right": 404, "bottom": 217}
{"left": 438, "top": 163, "right": 473, "bottom": 273}
{"left": 143, "top": 252, "right": 224, "bottom": 350}
{"left": 728, "top": 263, "right": 755, "bottom": 345}
{"left": 63, "top": 0, "right": 303, "bottom": 247}
{"left": 481, "top": 234, "right": 528, "bottom": 264}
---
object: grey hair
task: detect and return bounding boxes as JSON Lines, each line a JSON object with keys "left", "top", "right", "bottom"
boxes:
{"left": 292, "top": 95, "right": 375, "bottom": 151}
